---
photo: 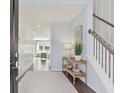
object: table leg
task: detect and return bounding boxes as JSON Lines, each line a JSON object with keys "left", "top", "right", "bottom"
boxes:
{"left": 85, "top": 77, "right": 87, "bottom": 84}
{"left": 85, "top": 63, "right": 87, "bottom": 84}
{"left": 66, "top": 71, "right": 68, "bottom": 76}
{"left": 73, "top": 77, "right": 75, "bottom": 84}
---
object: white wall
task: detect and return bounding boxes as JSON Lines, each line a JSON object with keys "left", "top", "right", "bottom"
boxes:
{"left": 51, "top": 23, "right": 72, "bottom": 71}
{"left": 93, "top": 0, "right": 114, "bottom": 46}
{"left": 71, "top": 6, "right": 87, "bottom": 58}
{"left": 18, "top": 25, "right": 35, "bottom": 76}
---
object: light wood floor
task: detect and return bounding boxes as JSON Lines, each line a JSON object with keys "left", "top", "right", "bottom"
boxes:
{"left": 18, "top": 71, "right": 78, "bottom": 93}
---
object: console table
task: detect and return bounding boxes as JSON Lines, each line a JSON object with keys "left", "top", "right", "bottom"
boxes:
{"left": 62, "top": 56, "right": 87, "bottom": 84}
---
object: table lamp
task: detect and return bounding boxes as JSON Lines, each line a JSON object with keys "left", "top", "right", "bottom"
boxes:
{"left": 64, "top": 42, "right": 73, "bottom": 57}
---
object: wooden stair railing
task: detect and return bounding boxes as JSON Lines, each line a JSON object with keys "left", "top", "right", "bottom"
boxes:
{"left": 89, "top": 29, "right": 114, "bottom": 83}
{"left": 93, "top": 14, "right": 114, "bottom": 28}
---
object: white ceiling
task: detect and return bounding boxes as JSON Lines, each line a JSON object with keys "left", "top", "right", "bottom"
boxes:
{"left": 19, "top": 1, "right": 85, "bottom": 40}
{"left": 19, "top": 5, "right": 84, "bottom": 23}
{"left": 19, "top": 0, "right": 87, "bottom": 5}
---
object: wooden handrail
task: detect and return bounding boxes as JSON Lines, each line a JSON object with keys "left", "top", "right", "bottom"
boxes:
{"left": 89, "top": 29, "right": 114, "bottom": 55}
{"left": 93, "top": 14, "right": 114, "bottom": 28}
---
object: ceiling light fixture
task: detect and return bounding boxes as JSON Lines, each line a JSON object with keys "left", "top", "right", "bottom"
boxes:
{"left": 37, "top": 25, "right": 41, "bottom": 28}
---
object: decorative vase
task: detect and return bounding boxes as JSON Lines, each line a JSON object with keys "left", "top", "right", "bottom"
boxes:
{"left": 75, "top": 55, "right": 81, "bottom": 61}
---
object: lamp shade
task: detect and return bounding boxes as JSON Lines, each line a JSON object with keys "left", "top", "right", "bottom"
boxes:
{"left": 64, "top": 42, "right": 73, "bottom": 50}
{"left": 37, "top": 49, "right": 42, "bottom": 53}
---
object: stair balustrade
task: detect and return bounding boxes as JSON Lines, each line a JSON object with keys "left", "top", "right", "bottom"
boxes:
{"left": 89, "top": 29, "right": 114, "bottom": 83}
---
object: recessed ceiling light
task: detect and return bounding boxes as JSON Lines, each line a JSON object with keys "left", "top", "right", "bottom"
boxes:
{"left": 37, "top": 25, "right": 40, "bottom": 27}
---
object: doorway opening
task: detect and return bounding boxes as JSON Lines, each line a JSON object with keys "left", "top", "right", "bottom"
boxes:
{"left": 34, "top": 39, "right": 51, "bottom": 71}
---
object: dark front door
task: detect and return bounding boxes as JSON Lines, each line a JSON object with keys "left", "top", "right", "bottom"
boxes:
{"left": 10, "top": 0, "right": 19, "bottom": 93}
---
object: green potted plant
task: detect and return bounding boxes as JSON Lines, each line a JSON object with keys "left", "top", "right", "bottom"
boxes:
{"left": 74, "top": 43, "right": 83, "bottom": 61}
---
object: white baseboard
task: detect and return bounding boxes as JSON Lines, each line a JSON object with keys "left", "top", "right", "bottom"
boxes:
{"left": 50, "top": 68, "right": 62, "bottom": 72}
{"left": 78, "top": 77, "right": 99, "bottom": 93}
{"left": 18, "top": 63, "right": 33, "bottom": 78}
{"left": 87, "top": 55, "right": 114, "bottom": 93}
{"left": 87, "top": 83, "right": 100, "bottom": 93}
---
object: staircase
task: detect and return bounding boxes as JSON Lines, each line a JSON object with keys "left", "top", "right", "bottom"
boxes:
{"left": 88, "top": 0, "right": 114, "bottom": 90}
{"left": 88, "top": 29, "right": 114, "bottom": 93}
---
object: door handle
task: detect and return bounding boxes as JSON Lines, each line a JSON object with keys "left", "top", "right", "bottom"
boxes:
{"left": 15, "top": 51, "right": 19, "bottom": 58}
{"left": 11, "top": 67, "right": 18, "bottom": 69}
{"left": 14, "top": 51, "right": 19, "bottom": 61}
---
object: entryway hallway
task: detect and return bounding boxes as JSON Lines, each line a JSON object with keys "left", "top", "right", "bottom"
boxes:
{"left": 18, "top": 71, "right": 96, "bottom": 93}
{"left": 32, "top": 58, "right": 50, "bottom": 71}
{"left": 18, "top": 71, "right": 78, "bottom": 93}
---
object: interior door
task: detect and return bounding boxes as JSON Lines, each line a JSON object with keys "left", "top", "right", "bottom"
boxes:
{"left": 10, "top": 0, "right": 19, "bottom": 93}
